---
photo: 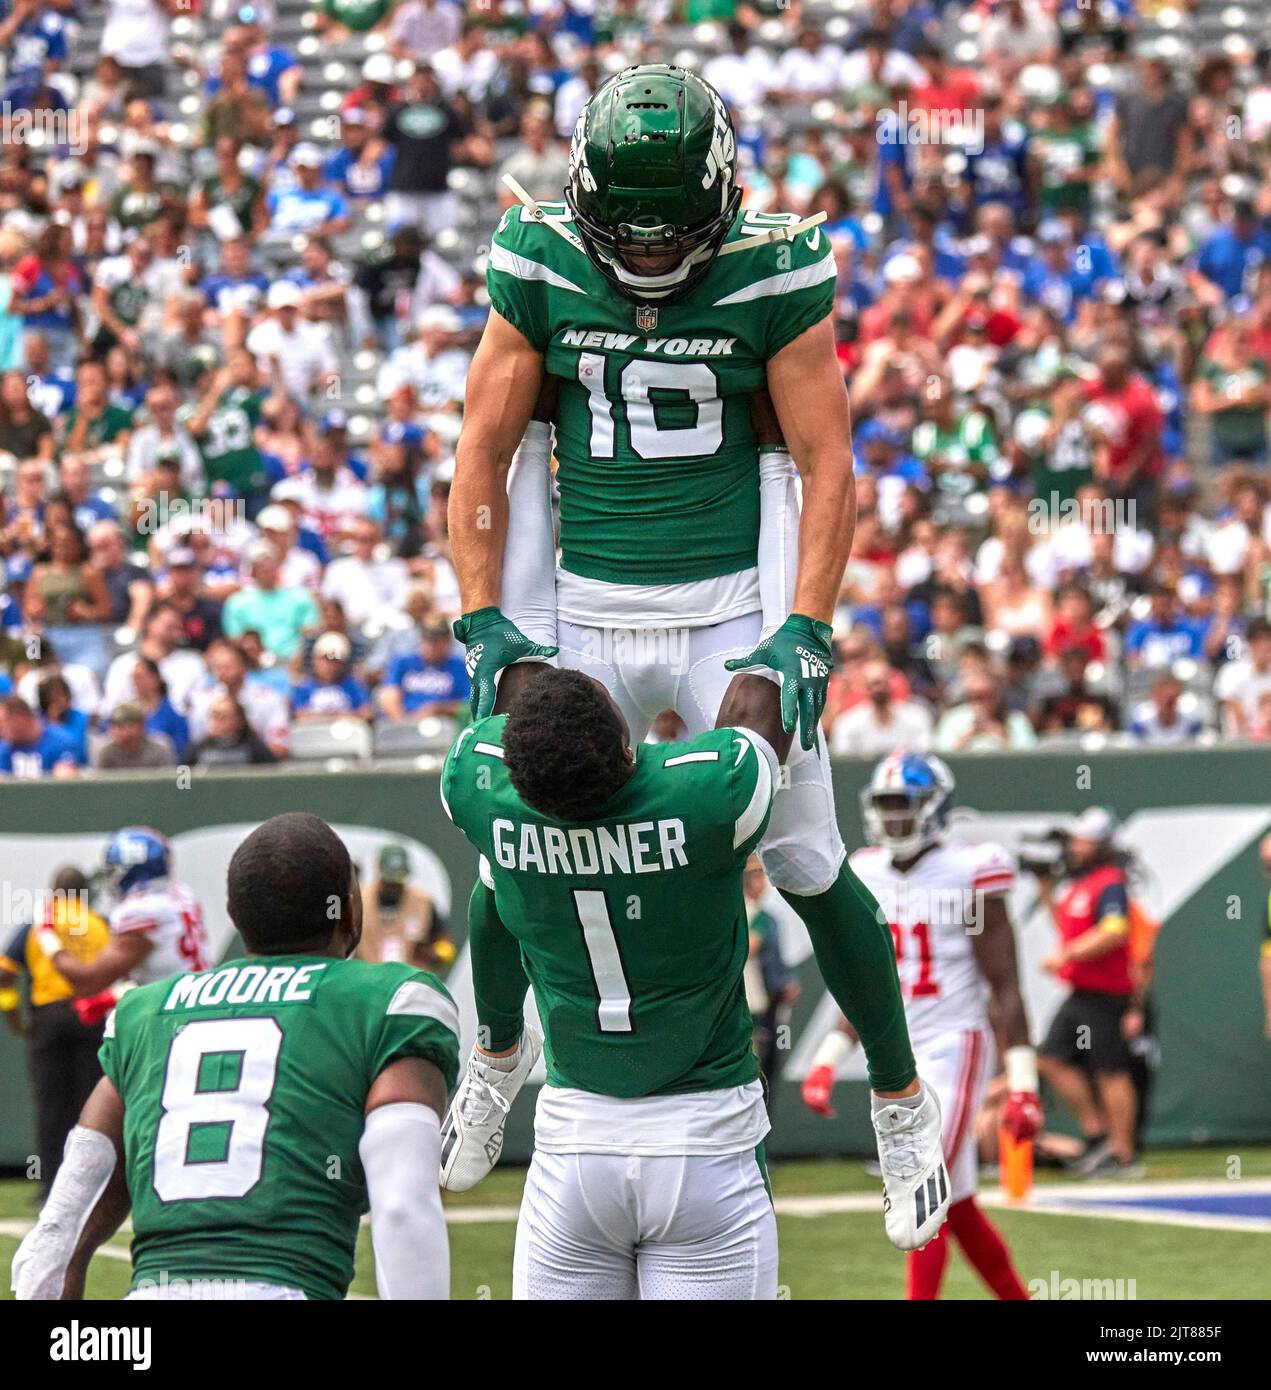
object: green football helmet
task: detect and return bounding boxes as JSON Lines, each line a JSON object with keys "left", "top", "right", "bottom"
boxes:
{"left": 566, "top": 64, "right": 741, "bottom": 303}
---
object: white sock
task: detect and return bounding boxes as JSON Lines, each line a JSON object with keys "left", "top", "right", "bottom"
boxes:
{"left": 871, "top": 1082, "right": 924, "bottom": 1114}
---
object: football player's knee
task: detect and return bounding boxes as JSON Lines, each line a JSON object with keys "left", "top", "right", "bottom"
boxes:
{"left": 758, "top": 835, "right": 845, "bottom": 896}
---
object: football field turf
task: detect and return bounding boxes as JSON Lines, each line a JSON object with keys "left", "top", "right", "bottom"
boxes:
{"left": 3, "top": 1146, "right": 1269, "bottom": 1300}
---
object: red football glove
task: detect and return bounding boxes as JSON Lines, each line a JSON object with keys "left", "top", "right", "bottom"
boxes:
{"left": 73, "top": 989, "right": 120, "bottom": 1028}
{"left": 802, "top": 1063, "right": 836, "bottom": 1117}
{"left": 1001, "top": 1090, "right": 1044, "bottom": 1142}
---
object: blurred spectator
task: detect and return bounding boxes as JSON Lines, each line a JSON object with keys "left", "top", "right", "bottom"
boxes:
{"left": 497, "top": 101, "right": 570, "bottom": 206}
{"left": 185, "top": 692, "right": 277, "bottom": 765}
{"left": 0, "top": 692, "right": 82, "bottom": 777}
{"left": 95, "top": 700, "right": 176, "bottom": 769}
{"left": 383, "top": 61, "right": 488, "bottom": 236}
{"left": 828, "top": 658, "right": 933, "bottom": 758}
{"left": 291, "top": 630, "right": 372, "bottom": 721}
{"left": 188, "top": 637, "right": 290, "bottom": 755}
{"left": 357, "top": 842, "right": 453, "bottom": 970}
{"left": 388, "top": 0, "right": 462, "bottom": 63}
{"left": 103, "top": 601, "right": 206, "bottom": 716}
{"left": 1215, "top": 618, "right": 1271, "bottom": 737}
{"left": 1129, "top": 670, "right": 1205, "bottom": 745}
{"left": 1036, "top": 646, "right": 1119, "bottom": 734}
{"left": 379, "top": 612, "right": 468, "bottom": 719}
{"left": 1190, "top": 315, "right": 1269, "bottom": 468}
{"left": 934, "top": 670, "right": 1037, "bottom": 752}
{"left": 1125, "top": 584, "right": 1206, "bottom": 669}
{"left": 223, "top": 539, "right": 319, "bottom": 660}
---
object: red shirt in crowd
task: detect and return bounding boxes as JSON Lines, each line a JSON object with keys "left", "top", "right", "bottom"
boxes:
{"left": 1083, "top": 373, "right": 1166, "bottom": 481}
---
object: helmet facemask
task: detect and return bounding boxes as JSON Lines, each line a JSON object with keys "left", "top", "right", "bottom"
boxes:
{"left": 861, "top": 788, "right": 944, "bottom": 860}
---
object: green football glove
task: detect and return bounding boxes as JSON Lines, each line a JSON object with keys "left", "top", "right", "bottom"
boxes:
{"left": 724, "top": 613, "right": 834, "bottom": 751}
{"left": 453, "top": 607, "right": 558, "bottom": 719}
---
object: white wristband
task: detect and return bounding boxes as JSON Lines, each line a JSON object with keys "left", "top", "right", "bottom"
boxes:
{"left": 1005, "top": 1045, "right": 1038, "bottom": 1093}
{"left": 812, "top": 1028, "right": 852, "bottom": 1072}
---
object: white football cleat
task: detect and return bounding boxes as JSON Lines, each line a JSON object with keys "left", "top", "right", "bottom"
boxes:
{"left": 871, "top": 1079, "right": 951, "bottom": 1251}
{"left": 440, "top": 1024, "right": 542, "bottom": 1192}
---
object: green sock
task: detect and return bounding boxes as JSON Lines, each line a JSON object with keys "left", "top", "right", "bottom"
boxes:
{"left": 781, "top": 862, "right": 917, "bottom": 1093}
{"left": 468, "top": 879, "right": 528, "bottom": 1053}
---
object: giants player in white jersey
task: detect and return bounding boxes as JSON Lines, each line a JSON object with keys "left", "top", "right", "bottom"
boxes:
{"left": 36, "top": 828, "right": 208, "bottom": 1027}
{"left": 802, "top": 753, "right": 1042, "bottom": 1299}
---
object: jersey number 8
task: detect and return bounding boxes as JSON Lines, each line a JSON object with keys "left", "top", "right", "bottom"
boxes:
{"left": 153, "top": 1017, "right": 282, "bottom": 1202}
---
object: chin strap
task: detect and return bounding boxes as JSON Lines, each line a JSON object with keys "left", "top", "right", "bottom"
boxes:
{"left": 501, "top": 175, "right": 828, "bottom": 262}
{"left": 501, "top": 176, "right": 586, "bottom": 254}
{"left": 716, "top": 211, "right": 827, "bottom": 255}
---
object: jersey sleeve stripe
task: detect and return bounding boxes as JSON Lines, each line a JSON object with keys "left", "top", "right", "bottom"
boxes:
{"left": 489, "top": 243, "right": 585, "bottom": 295}
{"left": 712, "top": 254, "right": 836, "bottom": 306}
{"left": 663, "top": 750, "right": 721, "bottom": 766}
{"left": 387, "top": 979, "right": 460, "bottom": 1038}
{"left": 478, "top": 854, "right": 495, "bottom": 890}
{"left": 473, "top": 741, "right": 504, "bottom": 759}
{"left": 114, "top": 917, "right": 159, "bottom": 935}
{"left": 732, "top": 730, "right": 775, "bottom": 849}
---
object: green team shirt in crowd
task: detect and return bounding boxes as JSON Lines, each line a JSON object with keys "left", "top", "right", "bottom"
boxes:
{"left": 99, "top": 955, "right": 459, "bottom": 1301}
{"left": 486, "top": 202, "right": 836, "bottom": 587}
{"left": 183, "top": 386, "right": 267, "bottom": 496}
{"left": 442, "top": 716, "right": 776, "bottom": 1099}
{"left": 320, "top": 0, "right": 394, "bottom": 30}
{"left": 1196, "top": 354, "right": 1270, "bottom": 455}
{"left": 1033, "top": 123, "right": 1099, "bottom": 217}
{"left": 63, "top": 402, "right": 133, "bottom": 447}
{"left": 911, "top": 411, "right": 1000, "bottom": 497}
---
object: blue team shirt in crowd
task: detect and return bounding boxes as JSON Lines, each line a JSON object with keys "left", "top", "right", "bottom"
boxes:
{"left": 1124, "top": 617, "right": 1208, "bottom": 667}
{"left": 1195, "top": 225, "right": 1271, "bottom": 301}
{"left": 0, "top": 723, "right": 83, "bottom": 776}
{"left": 267, "top": 185, "right": 349, "bottom": 235}
{"left": 386, "top": 653, "right": 470, "bottom": 712}
{"left": 324, "top": 146, "right": 396, "bottom": 200}
{"left": 291, "top": 676, "right": 370, "bottom": 717}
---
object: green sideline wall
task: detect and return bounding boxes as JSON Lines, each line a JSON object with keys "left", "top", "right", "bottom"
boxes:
{"left": 1, "top": 745, "right": 1269, "bottom": 1169}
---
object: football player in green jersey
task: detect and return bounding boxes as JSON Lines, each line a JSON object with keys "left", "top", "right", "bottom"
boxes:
{"left": 12, "top": 813, "right": 459, "bottom": 1302}
{"left": 444, "top": 665, "right": 939, "bottom": 1297}
{"left": 445, "top": 65, "right": 947, "bottom": 1252}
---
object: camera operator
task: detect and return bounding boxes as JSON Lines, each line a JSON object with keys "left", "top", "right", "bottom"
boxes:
{"left": 1034, "top": 807, "right": 1140, "bottom": 1177}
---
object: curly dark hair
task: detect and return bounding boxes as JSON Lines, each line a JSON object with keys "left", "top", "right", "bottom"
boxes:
{"left": 503, "top": 669, "right": 631, "bottom": 821}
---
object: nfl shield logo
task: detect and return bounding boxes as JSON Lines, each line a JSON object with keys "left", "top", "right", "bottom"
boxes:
{"left": 636, "top": 304, "right": 658, "bottom": 331}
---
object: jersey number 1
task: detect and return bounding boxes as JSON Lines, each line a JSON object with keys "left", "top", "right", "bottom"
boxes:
{"left": 572, "top": 889, "right": 633, "bottom": 1033}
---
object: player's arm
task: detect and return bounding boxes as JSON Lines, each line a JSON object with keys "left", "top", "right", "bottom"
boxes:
{"left": 448, "top": 309, "right": 557, "bottom": 716}
{"left": 360, "top": 1055, "right": 451, "bottom": 1300}
{"left": 971, "top": 893, "right": 1042, "bottom": 1140}
{"left": 12, "top": 1077, "right": 130, "bottom": 1300}
{"left": 766, "top": 316, "right": 857, "bottom": 628}
{"left": 728, "top": 317, "right": 853, "bottom": 749}
{"left": 38, "top": 928, "right": 151, "bottom": 997}
{"left": 716, "top": 670, "right": 794, "bottom": 766}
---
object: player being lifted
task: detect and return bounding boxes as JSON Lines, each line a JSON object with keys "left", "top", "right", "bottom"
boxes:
{"left": 803, "top": 754, "right": 1042, "bottom": 1300}
{"left": 444, "top": 63, "right": 947, "bottom": 1250}
{"left": 35, "top": 828, "right": 209, "bottom": 1028}
{"left": 12, "top": 813, "right": 459, "bottom": 1301}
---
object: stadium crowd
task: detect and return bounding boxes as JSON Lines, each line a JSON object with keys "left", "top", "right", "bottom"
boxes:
{"left": 3, "top": 0, "right": 1271, "bottom": 772}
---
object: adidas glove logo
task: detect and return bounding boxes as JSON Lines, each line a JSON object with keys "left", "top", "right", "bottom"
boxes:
{"left": 796, "top": 645, "right": 829, "bottom": 680}
{"left": 465, "top": 642, "right": 484, "bottom": 679}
